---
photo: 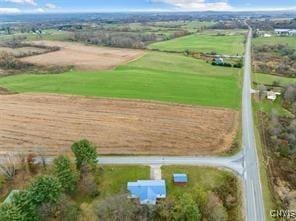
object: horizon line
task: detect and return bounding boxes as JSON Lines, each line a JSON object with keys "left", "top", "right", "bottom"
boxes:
{"left": 1, "top": 8, "right": 296, "bottom": 15}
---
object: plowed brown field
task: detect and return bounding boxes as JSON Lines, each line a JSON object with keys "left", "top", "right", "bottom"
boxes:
{"left": 0, "top": 93, "right": 239, "bottom": 156}
{"left": 20, "top": 41, "right": 145, "bottom": 70}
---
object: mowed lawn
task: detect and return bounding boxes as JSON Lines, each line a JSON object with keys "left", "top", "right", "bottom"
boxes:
{"left": 253, "top": 72, "right": 296, "bottom": 86}
{"left": 0, "top": 52, "right": 241, "bottom": 109}
{"left": 96, "top": 165, "right": 149, "bottom": 199}
{"left": 67, "top": 165, "right": 150, "bottom": 204}
{"left": 148, "top": 34, "right": 245, "bottom": 55}
{"left": 253, "top": 36, "right": 296, "bottom": 49}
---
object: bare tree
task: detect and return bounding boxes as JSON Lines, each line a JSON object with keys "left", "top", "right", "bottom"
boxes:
{"left": 284, "top": 84, "right": 296, "bottom": 104}
{"left": 258, "top": 84, "right": 267, "bottom": 101}
{"left": 0, "top": 154, "right": 17, "bottom": 181}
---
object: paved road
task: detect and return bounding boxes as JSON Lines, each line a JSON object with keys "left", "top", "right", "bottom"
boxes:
{"left": 97, "top": 28, "right": 266, "bottom": 221}
{"left": 99, "top": 153, "right": 244, "bottom": 176}
{"left": 242, "top": 28, "right": 265, "bottom": 221}
{"left": 0, "top": 27, "right": 264, "bottom": 221}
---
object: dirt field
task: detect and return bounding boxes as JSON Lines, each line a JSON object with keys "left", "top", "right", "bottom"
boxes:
{"left": 20, "top": 41, "right": 145, "bottom": 70}
{"left": 0, "top": 93, "right": 239, "bottom": 156}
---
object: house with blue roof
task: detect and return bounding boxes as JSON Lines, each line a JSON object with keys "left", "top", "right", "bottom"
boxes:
{"left": 127, "top": 180, "right": 166, "bottom": 205}
{"left": 173, "top": 173, "right": 188, "bottom": 185}
{"left": 2, "top": 190, "right": 20, "bottom": 205}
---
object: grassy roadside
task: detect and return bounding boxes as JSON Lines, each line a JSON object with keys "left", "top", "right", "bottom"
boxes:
{"left": 223, "top": 115, "right": 242, "bottom": 156}
{"left": 253, "top": 36, "right": 296, "bottom": 49}
{"left": 253, "top": 72, "right": 296, "bottom": 86}
{"left": 253, "top": 103, "right": 277, "bottom": 221}
{"left": 223, "top": 66, "right": 244, "bottom": 156}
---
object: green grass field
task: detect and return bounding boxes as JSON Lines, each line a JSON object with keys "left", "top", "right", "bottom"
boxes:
{"left": 253, "top": 36, "right": 296, "bottom": 49}
{"left": 253, "top": 72, "right": 296, "bottom": 86}
{"left": 254, "top": 99, "right": 294, "bottom": 118}
{"left": 162, "top": 166, "right": 235, "bottom": 195}
{"left": 0, "top": 51, "right": 241, "bottom": 109}
{"left": 201, "top": 29, "right": 248, "bottom": 35}
{"left": 128, "top": 21, "right": 215, "bottom": 33}
{"left": 162, "top": 166, "right": 242, "bottom": 221}
{"left": 148, "top": 34, "right": 245, "bottom": 55}
{"left": 67, "top": 165, "right": 150, "bottom": 205}
{"left": 96, "top": 165, "right": 149, "bottom": 199}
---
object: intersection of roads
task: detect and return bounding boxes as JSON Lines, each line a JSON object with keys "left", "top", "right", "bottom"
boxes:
{"left": 25, "top": 27, "right": 265, "bottom": 221}
{"left": 98, "top": 28, "right": 266, "bottom": 221}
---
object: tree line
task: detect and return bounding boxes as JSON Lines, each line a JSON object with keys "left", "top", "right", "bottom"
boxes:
{"left": 0, "top": 138, "right": 236, "bottom": 221}
{"left": 0, "top": 139, "right": 98, "bottom": 221}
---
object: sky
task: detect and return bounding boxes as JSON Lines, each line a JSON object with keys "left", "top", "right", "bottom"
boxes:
{"left": 0, "top": 0, "right": 296, "bottom": 14}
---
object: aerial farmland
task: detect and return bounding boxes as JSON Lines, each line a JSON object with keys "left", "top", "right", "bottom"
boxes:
{"left": 1, "top": 12, "right": 276, "bottom": 221}
{"left": 0, "top": 24, "right": 243, "bottom": 157}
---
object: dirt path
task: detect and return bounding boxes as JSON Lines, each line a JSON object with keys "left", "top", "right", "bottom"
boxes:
{"left": 0, "top": 93, "right": 239, "bottom": 156}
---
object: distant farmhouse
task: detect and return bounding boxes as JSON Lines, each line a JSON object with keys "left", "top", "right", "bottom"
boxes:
{"left": 213, "top": 57, "right": 224, "bottom": 65}
{"left": 274, "top": 29, "right": 296, "bottom": 36}
{"left": 263, "top": 33, "right": 272, "bottom": 38}
{"left": 127, "top": 180, "right": 166, "bottom": 205}
{"left": 267, "top": 91, "right": 281, "bottom": 101}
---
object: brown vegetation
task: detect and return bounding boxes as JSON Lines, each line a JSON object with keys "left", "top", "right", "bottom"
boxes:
{"left": 253, "top": 44, "right": 296, "bottom": 77}
{"left": 0, "top": 93, "right": 239, "bottom": 156}
{"left": 257, "top": 83, "right": 296, "bottom": 212}
{"left": 0, "top": 47, "right": 48, "bottom": 57}
{"left": 0, "top": 87, "right": 15, "bottom": 95}
{"left": 72, "top": 29, "right": 189, "bottom": 49}
{"left": 20, "top": 41, "right": 145, "bottom": 71}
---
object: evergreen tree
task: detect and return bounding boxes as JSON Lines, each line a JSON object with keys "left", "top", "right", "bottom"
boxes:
{"left": 53, "top": 155, "right": 79, "bottom": 194}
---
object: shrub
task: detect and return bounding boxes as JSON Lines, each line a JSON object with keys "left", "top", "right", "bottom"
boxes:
{"left": 0, "top": 203, "right": 25, "bottom": 221}
{"left": 78, "top": 163, "right": 99, "bottom": 198}
{"left": 205, "top": 192, "right": 228, "bottom": 221}
{"left": 28, "top": 175, "right": 62, "bottom": 206}
{"left": 11, "top": 190, "right": 38, "bottom": 221}
{"left": 173, "top": 193, "right": 201, "bottom": 221}
{"left": 38, "top": 195, "right": 80, "bottom": 221}
{"left": 94, "top": 194, "right": 138, "bottom": 220}
{"left": 152, "top": 198, "right": 175, "bottom": 220}
{"left": 233, "top": 62, "right": 242, "bottom": 68}
{"left": 0, "top": 52, "right": 32, "bottom": 70}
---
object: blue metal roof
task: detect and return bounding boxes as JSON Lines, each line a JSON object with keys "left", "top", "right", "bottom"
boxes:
{"left": 127, "top": 180, "right": 166, "bottom": 205}
{"left": 3, "top": 190, "right": 20, "bottom": 205}
{"left": 173, "top": 173, "right": 188, "bottom": 183}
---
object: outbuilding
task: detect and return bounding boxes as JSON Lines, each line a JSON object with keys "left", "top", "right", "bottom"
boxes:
{"left": 173, "top": 173, "right": 188, "bottom": 185}
{"left": 274, "top": 29, "right": 290, "bottom": 36}
{"left": 267, "top": 91, "right": 281, "bottom": 101}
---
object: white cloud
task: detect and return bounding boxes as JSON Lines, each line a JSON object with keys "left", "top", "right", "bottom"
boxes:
{"left": 152, "top": 0, "right": 233, "bottom": 11}
{"left": 45, "top": 3, "right": 57, "bottom": 9}
{"left": 0, "top": 7, "right": 21, "bottom": 13}
{"left": 36, "top": 7, "right": 45, "bottom": 12}
{"left": 4, "top": 0, "right": 37, "bottom": 6}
